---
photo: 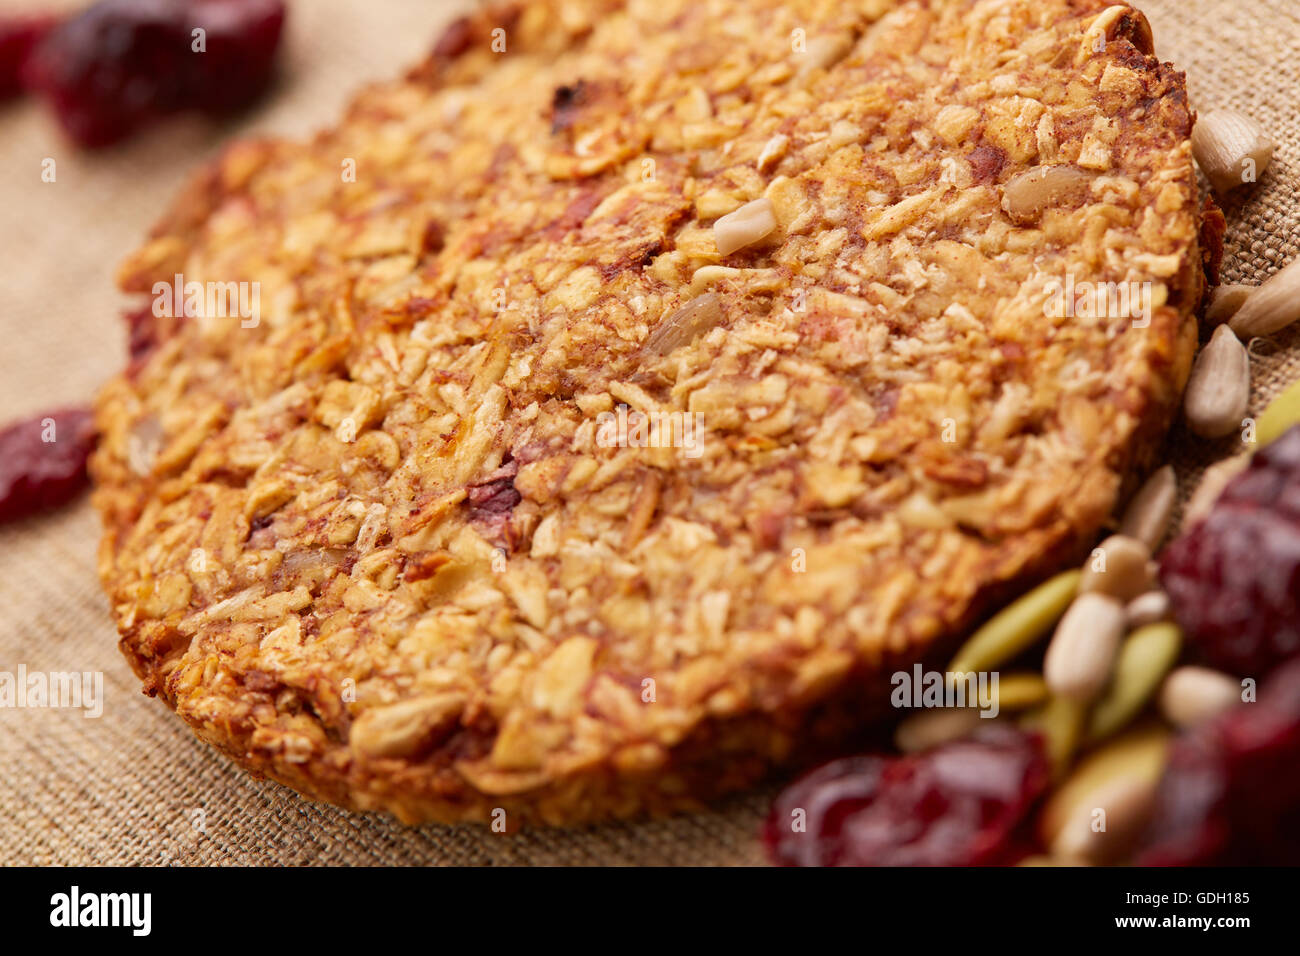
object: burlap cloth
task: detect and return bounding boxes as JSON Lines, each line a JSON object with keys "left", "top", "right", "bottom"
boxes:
{"left": 1, "top": 0, "right": 1296, "bottom": 866}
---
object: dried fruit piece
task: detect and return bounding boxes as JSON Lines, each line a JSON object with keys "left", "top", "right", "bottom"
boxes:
{"left": 1191, "top": 109, "right": 1274, "bottom": 194}
{"left": 1182, "top": 324, "right": 1250, "bottom": 438}
{"left": 1228, "top": 257, "right": 1300, "bottom": 339}
{"left": 1159, "top": 665, "right": 1242, "bottom": 729}
{"left": 1160, "top": 425, "right": 1300, "bottom": 675}
{"left": 23, "top": 0, "right": 285, "bottom": 147}
{"left": 0, "top": 407, "right": 96, "bottom": 523}
{"left": 0, "top": 13, "right": 59, "bottom": 99}
{"left": 1137, "top": 657, "right": 1300, "bottom": 865}
{"left": 765, "top": 726, "right": 1048, "bottom": 866}
{"left": 1085, "top": 622, "right": 1182, "bottom": 743}
{"left": 947, "top": 570, "right": 1080, "bottom": 675}
{"left": 1118, "top": 465, "right": 1176, "bottom": 551}
{"left": 1043, "top": 592, "right": 1126, "bottom": 701}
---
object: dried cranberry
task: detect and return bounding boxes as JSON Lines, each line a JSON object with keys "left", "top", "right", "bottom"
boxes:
{"left": 764, "top": 726, "right": 1049, "bottom": 866}
{"left": 22, "top": 0, "right": 284, "bottom": 148}
{"left": 186, "top": 0, "right": 286, "bottom": 114}
{"left": 0, "top": 14, "right": 59, "bottom": 99}
{"left": 1160, "top": 425, "right": 1300, "bottom": 678}
{"left": 0, "top": 407, "right": 97, "bottom": 523}
{"left": 1137, "top": 656, "right": 1300, "bottom": 865}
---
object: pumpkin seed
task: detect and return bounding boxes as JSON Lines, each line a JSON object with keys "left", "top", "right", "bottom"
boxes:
{"left": 1160, "top": 665, "right": 1243, "bottom": 728}
{"left": 1085, "top": 622, "right": 1182, "bottom": 744}
{"left": 1118, "top": 465, "right": 1176, "bottom": 551}
{"left": 994, "top": 672, "right": 1050, "bottom": 712}
{"left": 894, "top": 707, "right": 985, "bottom": 753}
{"left": 1019, "top": 693, "right": 1088, "bottom": 777}
{"left": 1257, "top": 376, "right": 1300, "bottom": 446}
{"left": 1078, "top": 534, "right": 1153, "bottom": 602}
{"left": 1040, "top": 723, "right": 1168, "bottom": 866}
{"left": 947, "top": 570, "right": 1081, "bottom": 675}
{"left": 1043, "top": 592, "right": 1126, "bottom": 702}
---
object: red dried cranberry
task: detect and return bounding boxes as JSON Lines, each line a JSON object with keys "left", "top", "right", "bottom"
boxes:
{"left": 186, "top": 0, "right": 286, "bottom": 113}
{"left": 1159, "top": 425, "right": 1300, "bottom": 678}
{"left": 764, "top": 726, "right": 1049, "bottom": 866}
{"left": 0, "top": 14, "right": 59, "bottom": 99}
{"left": 0, "top": 407, "right": 96, "bottom": 523}
{"left": 22, "top": 0, "right": 284, "bottom": 148}
{"left": 1137, "top": 656, "right": 1300, "bottom": 865}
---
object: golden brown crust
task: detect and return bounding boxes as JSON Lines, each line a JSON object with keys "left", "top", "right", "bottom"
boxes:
{"left": 93, "top": 0, "right": 1205, "bottom": 825}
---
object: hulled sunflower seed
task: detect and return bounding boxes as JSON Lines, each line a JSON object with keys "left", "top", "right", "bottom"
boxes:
{"left": 1183, "top": 455, "right": 1249, "bottom": 525}
{"left": 1079, "top": 533, "right": 1153, "bottom": 602}
{"left": 644, "top": 292, "right": 723, "bottom": 355}
{"left": 1125, "top": 590, "right": 1171, "bottom": 628}
{"left": 1258, "top": 376, "right": 1300, "bottom": 446}
{"left": 894, "top": 707, "right": 984, "bottom": 753}
{"left": 1119, "top": 465, "right": 1175, "bottom": 552}
{"left": 1228, "top": 256, "right": 1300, "bottom": 339}
{"left": 1001, "top": 165, "right": 1093, "bottom": 224}
{"left": 1191, "top": 109, "right": 1274, "bottom": 194}
{"left": 1183, "top": 324, "right": 1250, "bottom": 438}
{"left": 1086, "top": 622, "right": 1182, "bottom": 743}
{"left": 713, "top": 197, "right": 777, "bottom": 256}
{"left": 947, "top": 570, "right": 1081, "bottom": 675}
{"left": 1041, "top": 724, "right": 1168, "bottom": 866}
{"left": 1043, "top": 592, "right": 1126, "bottom": 702}
{"left": 1205, "top": 284, "right": 1254, "bottom": 326}
{"left": 1159, "top": 665, "right": 1243, "bottom": 728}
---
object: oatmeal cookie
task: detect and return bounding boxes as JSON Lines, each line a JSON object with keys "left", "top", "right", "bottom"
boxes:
{"left": 92, "top": 0, "right": 1210, "bottom": 824}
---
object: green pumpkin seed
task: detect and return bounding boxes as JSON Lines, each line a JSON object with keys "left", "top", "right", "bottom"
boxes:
{"left": 1257, "top": 377, "right": 1300, "bottom": 446}
{"left": 1019, "top": 693, "right": 1088, "bottom": 777}
{"left": 1085, "top": 622, "right": 1182, "bottom": 744}
{"left": 948, "top": 570, "right": 1081, "bottom": 676}
{"left": 994, "top": 673, "right": 1050, "bottom": 712}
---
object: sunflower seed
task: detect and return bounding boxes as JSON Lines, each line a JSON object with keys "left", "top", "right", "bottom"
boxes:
{"left": 1119, "top": 465, "right": 1175, "bottom": 551}
{"left": 1039, "top": 723, "right": 1168, "bottom": 865}
{"left": 1192, "top": 109, "right": 1274, "bottom": 194}
{"left": 1159, "top": 665, "right": 1243, "bottom": 728}
{"left": 1079, "top": 534, "right": 1153, "bottom": 602}
{"left": 1229, "top": 256, "right": 1300, "bottom": 339}
{"left": 1183, "top": 455, "right": 1249, "bottom": 525}
{"left": 1043, "top": 592, "right": 1126, "bottom": 702}
{"left": 1124, "top": 590, "right": 1171, "bottom": 628}
{"left": 1183, "top": 324, "right": 1250, "bottom": 438}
